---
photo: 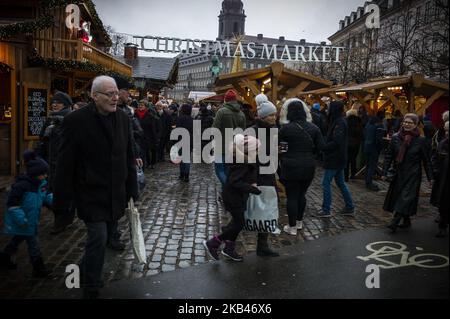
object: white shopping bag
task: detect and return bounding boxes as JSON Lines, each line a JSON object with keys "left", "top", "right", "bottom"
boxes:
{"left": 244, "top": 186, "right": 281, "bottom": 234}
{"left": 126, "top": 198, "right": 147, "bottom": 264}
{"left": 170, "top": 144, "right": 182, "bottom": 164}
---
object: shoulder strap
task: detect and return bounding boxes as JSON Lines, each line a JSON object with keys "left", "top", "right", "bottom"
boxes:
{"left": 294, "top": 122, "right": 315, "bottom": 149}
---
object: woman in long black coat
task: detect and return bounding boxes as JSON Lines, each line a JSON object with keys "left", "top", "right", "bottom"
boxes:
{"left": 430, "top": 122, "right": 448, "bottom": 238}
{"left": 382, "top": 113, "right": 433, "bottom": 232}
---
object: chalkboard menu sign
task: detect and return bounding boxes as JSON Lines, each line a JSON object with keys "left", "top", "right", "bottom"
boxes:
{"left": 24, "top": 84, "right": 49, "bottom": 140}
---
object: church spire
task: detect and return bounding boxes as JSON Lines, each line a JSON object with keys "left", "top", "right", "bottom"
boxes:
{"left": 218, "top": 0, "right": 246, "bottom": 40}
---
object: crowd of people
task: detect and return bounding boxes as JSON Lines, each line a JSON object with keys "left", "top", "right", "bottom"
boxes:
{"left": 0, "top": 75, "right": 448, "bottom": 299}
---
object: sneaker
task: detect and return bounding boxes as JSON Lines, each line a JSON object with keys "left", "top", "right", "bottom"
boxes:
{"left": 203, "top": 237, "right": 221, "bottom": 261}
{"left": 366, "top": 184, "right": 380, "bottom": 192}
{"left": 221, "top": 240, "right": 243, "bottom": 262}
{"left": 0, "top": 252, "right": 17, "bottom": 270}
{"left": 338, "top": 208, "right": 355, "bottom": 216}
{"left": 314, "top": 211, "right": 332, "bottom": 218}
{"left": 107, "top": 240, "right": 126, "bottom": 251}
{"left": 296, "top": 220, "right": 303, "bottom": 230}
{"left": 283, "top": 225, "right": 297, "bottom": 236}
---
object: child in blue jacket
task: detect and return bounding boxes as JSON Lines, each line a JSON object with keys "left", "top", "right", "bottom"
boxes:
{"left": 0, "top": 150, "right": 53, "bottom": 277}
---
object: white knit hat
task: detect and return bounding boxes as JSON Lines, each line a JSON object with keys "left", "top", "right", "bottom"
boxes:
{"left": 257, "top": 101, "right": 277, "bottom": 118}
{"left": 255, "top": 93, "right": 269, "bottom": 107}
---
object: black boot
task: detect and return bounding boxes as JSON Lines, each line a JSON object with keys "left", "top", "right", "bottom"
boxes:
{"left": 387, "top": 213, "right": 402, "bottom": 233}
{"left": 436, "top": 227, "right": 447, "bottom": 238}
{"left": 50, "top": 209, "right": 75, "bottom": 235}
{"left": 256, "top": 233, "right": 279, "bottom": 257}
{"left": 107, "top": 238, "right": 125, "bottom": 251}
{"left": 32, "top": 257, "right": 51, "bottom": 278}
{"left": 82, "top": 288, "right": 100, "bottom": 299}
{"left": 0, "top": 251, "right": 17, "bottom": 270}
{"left": 398, "top": 216, "right": 412, "bottom": 229}
{"left": 183, "top": 174, "right": 190, "bottom": 182}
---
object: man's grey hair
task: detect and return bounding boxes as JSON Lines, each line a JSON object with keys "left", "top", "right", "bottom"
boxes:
{"left": 91, "top": 75, "right": 117, "bottom": 95}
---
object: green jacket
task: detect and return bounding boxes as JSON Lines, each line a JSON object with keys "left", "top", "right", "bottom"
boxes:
{"left": 212, "top": 101, "right": 246, "bottom": 154}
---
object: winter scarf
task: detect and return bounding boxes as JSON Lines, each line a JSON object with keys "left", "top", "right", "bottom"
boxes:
{"left": 396, "top": 127, "right": 420, "bottom": 164}
{"left": 135, "top": 108, "right": 148, "bottom": 120}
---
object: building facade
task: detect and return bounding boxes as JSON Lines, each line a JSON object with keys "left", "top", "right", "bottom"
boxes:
{"left": 328, "top": 0, "right": 449, "bottom": 83}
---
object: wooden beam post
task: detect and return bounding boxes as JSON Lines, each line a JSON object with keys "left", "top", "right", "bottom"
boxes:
{"left": 416, "top": 90, "right": 445, "bottom": 115}
{"left": 240, "top": 79, "right": 260, "bottom": 96}
{"left": 408, "top": 86, "right": 415, "bottom": 113}
{"left": 286, "top": 81, "right": 311, "bottom": 99}
{"left": 382, "top": 88, "right": 400, "bottom": 110}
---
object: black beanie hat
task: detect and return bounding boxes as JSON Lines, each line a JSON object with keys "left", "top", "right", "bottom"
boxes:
{"left": 287, "top": 101, "right": 307, "bottom": 122}
{"left": 328, "top": 100, "right": 345, "bottom": 121}
{"left": 51, "top": 91, "right": 73, "bottom": 107}
{"left": 180, "top": 104, "right": 192, "bottom": 116}
{"left": 23, "top": 150, "right": 49, "bottom": 177}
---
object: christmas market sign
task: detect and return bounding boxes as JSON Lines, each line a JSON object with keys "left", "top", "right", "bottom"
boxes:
{"left": 24, "top": 84, "right": 49, "bottom": 140}
{"left": 134, "top": 36, "right": 345, "bottom": 63}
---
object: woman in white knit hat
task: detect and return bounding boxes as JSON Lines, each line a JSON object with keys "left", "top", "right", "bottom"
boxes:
{"left": 249, "top": 95, "right": 280, "bottom": 257}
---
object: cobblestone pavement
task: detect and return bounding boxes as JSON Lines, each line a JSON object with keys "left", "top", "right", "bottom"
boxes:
{"left": 0, "top": 162, "right": 437, "bottom": 298}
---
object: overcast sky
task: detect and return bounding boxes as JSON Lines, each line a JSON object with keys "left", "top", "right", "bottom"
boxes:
{"left": 93, "top": 0, "right": 364, "bottom": 55}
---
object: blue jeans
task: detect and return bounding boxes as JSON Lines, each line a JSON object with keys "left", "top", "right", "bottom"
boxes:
{"left": 4, "top": 235, "right": 41, "bottom": 263}
{"left": 322, "top": 169, "right": 354, "bottom": 213}
{"left": 365, "top": 151, "right": 380, "bottom": 187}
{"left": 180, "top": 162, "right": 191, "bottom": 176}
{"left": 214, "top": 155, "right": 229, "bottom": 187}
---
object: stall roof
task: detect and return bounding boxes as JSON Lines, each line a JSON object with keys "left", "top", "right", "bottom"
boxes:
{"left": 299, "top": 75, "right": 448, "bottom": 99}
{"left": 333, "top": 75, "right": 449, "bottom": 97}
{"left": 119, "top": 57, "right": 178, "bottom": 83}
{"left": 214, "top": 61, "right": 332, "bottom": 106}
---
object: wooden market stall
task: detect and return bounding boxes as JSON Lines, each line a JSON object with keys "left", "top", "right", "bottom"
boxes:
{"left": 0, "top": 0, "right": 132, "bottom": 178}
{"left": 300, "top": 75, "right": 449, "bottom": 117}
{"left": 214, "top": 61, "right": 332, "bottom": 108}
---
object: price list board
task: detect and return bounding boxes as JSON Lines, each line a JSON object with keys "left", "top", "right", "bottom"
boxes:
{"left": 24, "top": 84, "right": 49, "bottom": 140}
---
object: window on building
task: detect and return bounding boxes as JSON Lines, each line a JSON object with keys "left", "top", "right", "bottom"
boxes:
{"left": 434, "top": 2, "right": 440, "bottom": 20}
{"left": 425, "top": 1, "right": 431, "bottom": 23}
{"left": 416, "top": 6, "right": 422, "bottom": 24}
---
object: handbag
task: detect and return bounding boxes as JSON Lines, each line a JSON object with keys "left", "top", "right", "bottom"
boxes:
{"left": 170, "top": 144, "right": 182, "bottom": 164}
{"left": 385, "top": 165, "right": 397, "bottom": 182}
{"left": 136, "top": 166, "right": 146, "bottom": 194}
{"left": 244, "top": 186, "right": 281, "bottom": 234}
{"left": 126, "top": 198, "right": 147, "bottom": 264}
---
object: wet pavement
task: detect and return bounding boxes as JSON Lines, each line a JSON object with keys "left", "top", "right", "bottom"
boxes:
{"left": 98, "top": 217, "right": 449, "bottom": 299}
{"left": 0, "top": 161, "right": 442, "bottom": 298}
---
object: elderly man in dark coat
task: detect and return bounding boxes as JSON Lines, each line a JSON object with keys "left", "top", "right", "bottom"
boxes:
{"left": 53, "top": 75, "right": 138, "bottom": 299}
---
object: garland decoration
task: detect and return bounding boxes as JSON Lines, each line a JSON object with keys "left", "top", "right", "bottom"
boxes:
{"left": 0, "top": 15, "right": 54, "bottom": 39}
{"left": 28, "top": 55, "right": 133, "bottom": 84}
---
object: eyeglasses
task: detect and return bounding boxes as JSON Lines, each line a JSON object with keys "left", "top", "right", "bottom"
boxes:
{"left": 96, "top": 91, "right": 119, "bottom": 98}
{"left": 403, "top": 121, "right": 415, "bottom": 125}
